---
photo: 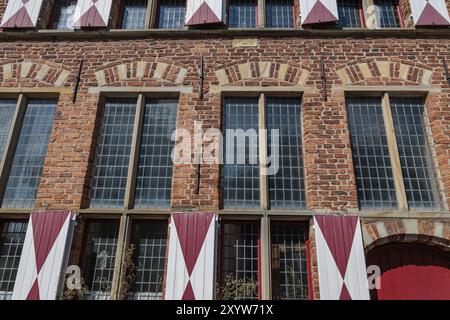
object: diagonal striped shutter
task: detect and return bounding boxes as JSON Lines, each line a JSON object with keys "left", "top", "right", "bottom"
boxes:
{"left": 72, "top": 0, "right": 113, "bottom": 28}
{"left": 11, "top": 211, "right": 77, "bottom": 300}
{"left": 409, "top": 0, "right": 450, "bottom": 26}
{"left": 165, "top": 212, "right": 217, "bottom": 300}
{"left": 185, "top": 0, "right": 225, "bottom": 25}
{"left": 0, "top": 0, "right": 43, "bottom": 28}
{"left": 300, "top": 0, "right": 338, "bottom": 25}
{"left": 314, "top": 215, "right": 370, "bottom": 300}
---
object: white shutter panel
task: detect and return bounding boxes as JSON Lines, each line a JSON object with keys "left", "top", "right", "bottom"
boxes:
{"left": 0, "top": 0, "right": 43, "bottom": 28}
{"left": 73, "top": 0, "right": 113, "bottom": 28}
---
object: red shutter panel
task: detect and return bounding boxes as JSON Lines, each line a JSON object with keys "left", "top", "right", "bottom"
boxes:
{"left": 410, "top": 0, "right": 450, "bottom": 26}
{"left": 165, "top": 212, "right": 217, "bottom": 300}
{"left": 314, "top": 215, "right": 370, "bottom": 300}
{"left": 0, "top": 0, "right": 44, "bottom": 28}
{"left": 12, "top": 211, "right": 77, "bottom": 300}
{"left": 300, "top": 0, "right": 338, "bottom": 25}
{"left": 73, "top": 0, "right": 113, "bottom": 28}
{"left": 185, "top": 0, "right": 225, "bottom": 26}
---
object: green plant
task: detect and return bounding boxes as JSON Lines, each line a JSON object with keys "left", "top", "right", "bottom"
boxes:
{"left": 216, "top": 273, "right": 258, "bottom": 300}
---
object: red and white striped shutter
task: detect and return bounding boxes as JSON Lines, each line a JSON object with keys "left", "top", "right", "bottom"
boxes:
{"left": 0, "top": 0, "right": 43, "bottom": 28}
{"left": 314, "top": 215, "right": 370, "bottom": 300}
{"left": 12, "top": 211, "right": 77, "bottom": 300}
{"left": 409, "top": 0, "right": 450, "bottom": 26}
{"left": 165, "top": 212, "right": 217, "bottom": 300}
{"left": 186, "top": 0, "right": 225, "bottom": 25}
{"left": 300, "top": 0, "right": 338, "bottom": 25}
{"left": 72, "top": 0, "right": 113, "bottom": 28}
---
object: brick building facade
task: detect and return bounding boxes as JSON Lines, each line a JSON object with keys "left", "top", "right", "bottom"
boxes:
{"left": 0, "top": 0, "right": 449, "bottom": 300}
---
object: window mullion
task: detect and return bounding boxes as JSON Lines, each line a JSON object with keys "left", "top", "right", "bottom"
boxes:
{"left": 146, "top": 0, "right": 157, "bottom": 28}
{"left": 381, "top": 92, "right": 408, "bottom": 210}
{"left": 260, "top": 216, "right": 272, "bottom": 299}
{"left": 258, "top": 0, "right": 265, "bottom": 28}
{"left": 110, "top": 214, "right": 131, "bottom": 300}
{"left": 125, "top": 94, "right": 145, "bottom": 210}
{"left": 258, "top": 93, "right": 268, "bottom": 210}
{"left": 0, "top": 94, "right": 27, "bottom": 205}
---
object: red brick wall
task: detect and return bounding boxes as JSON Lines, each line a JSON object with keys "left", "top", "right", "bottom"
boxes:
{"left": 0, "top": 34, "right": 447, "bottom": 211}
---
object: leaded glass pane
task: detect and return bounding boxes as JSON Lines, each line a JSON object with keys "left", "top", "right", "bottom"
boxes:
{"left": 52, "top": 0, "right": 77, "bottom": 30}
{"left": 134, "top": 98, "right": 178, "bottom": 209}
{"left": 337, "top": 0, "right": 362, "bottom": 28}
{"left": 2, "top": 99, "right": 57, "bottom": 209}
{"left": 89, "top": 98, "right": 136, "bottom": 209}
{"left": 127, "top": 221, "right": 167, "bottom": 300}
{"left": 374, "top": 0, "right": 400, "bottom": 28}
{"left": 0, "top": 99, "right": 16, "bottom": 159}
{"left": 266, "top": 0, "right": 294, "bottom": 28}
{"left": 390, "top": 97, "right": 439, "bottom": 210}
{"left": 82, "top": 220, "right": 118, "bottom": 300}
{"left": 271, "top": 224, "right": 308, "bottom": 300}
{"left": 228, "top": 0, "right": 256, "bottom": 28}
{"left": 158, "top": 0, "right": 185, "bottom": 29}
{"left": 0, "top": 220, "right": 27, "bottom": 300}
{"left": 122, "top": 0, "right": 147, "bottom": 29}
{"left": 267, "top": 97, "right": 305, "bottom": 209}
{"left": 347, "top": 97, "right": 397, "bottom": 209}
{"left": 222, "top": 97, "right": 260, "bottom": 209}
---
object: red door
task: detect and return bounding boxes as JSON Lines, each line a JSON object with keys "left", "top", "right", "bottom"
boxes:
{"left": 367, "top": 243, "right": 450, "bottom": 300}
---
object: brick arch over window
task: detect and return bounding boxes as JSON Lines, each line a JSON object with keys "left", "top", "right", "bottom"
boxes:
{"left": 94, "top": 61, "right": 189, "bottom": 86}
{"left": 336, "top": 59, "right": 434, "bottom": 86}
{"left": 214, "top": 62, "right": 312, "bottom": 86}
{"left": 0, "top": 60, "right": 71, "bottom": 87}
{"left": 361, "top": 218, "right": 450, "bottom": 252}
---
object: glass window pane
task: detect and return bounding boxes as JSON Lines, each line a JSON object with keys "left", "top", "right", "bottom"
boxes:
{"left": 222, "top": 97, "right": 260, "bottom": 209}
{"left": 228, "top": 0, "right": 256, "bottom": 28}
{"left": 121, "top": 0, "right": 147, "bottom": 29}
{"left": 127, "top": 221, "right": 167, "bottom": 300}
{"left": 0, "top": 220, "right": 27, "bottom": 300}
{"left": 346, "top": 97, "right": 397, "bottom": 209}
{"left": 82, "top": 220, "right": 119, "bottom": 300}
{"left": 0, "top": 99, "right": 16, "bottom": 159}
{"left": 271, "top": 223, "right": 308, "bottom": 300}
{"left": 266, "top": 0, "right": 294, "bottom": 28}
{"left": 134, "top": 98, "right": 178, "bottom": 209}
{"left": 219, "top": 222, "right": 259, "bottom": 300}
{"left": 267, "top": 97, "right": 306, "bottom": 209}
{"left": 2, "top": 99, "right": 57, "bottom": 209}
{"left": 52, "top": 0, "right": 77, "bottom": 30}
{"left": 374, "top": 0, "right": 400, "bottom": 28}
{"left": 158, "top": 0, "right": 185, "bottom": 29}
{"left": 390, "top": 97, "right": 440, "bottom": 210}
{"left": 89, "top": 98, "right": 136, "bottom": 209}
{"left": 337, "top": 0, "right": 362, "bottom": 28}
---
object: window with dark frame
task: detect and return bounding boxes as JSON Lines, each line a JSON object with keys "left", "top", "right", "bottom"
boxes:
{"left": 158, "top": 0, "right": 186, "bottom": 29}
{"left": 89, "top": 96, "right": 178, "bottom": 210}
{"left": 373, "top": 0, "right": 401, "bottom": 28}
{"left": 0, "top": 220, "right": 27, "bottom": 300}
{"left": 121, "top": 0, "right": 148, "bottom": 29}
{"left": 52, "top": 0, "right": 77, "bottom": 30}
{"left": 218, "top": 222, "right": 259, "bottom": 300}
{"left": 82, "top": 220, "right": 119, "bottom": 300}
{"left": 127, "top": 220, "right": 168, "bottom": 300}
{"left": 271, "top": 223, "right": 308, "bottom": 300}
{"left": 0, "top": 98, "right": 57, "bottom": 209}
{"left": 228, "top": 0, "right": 257, "bottom": 28}
{"left": 336, "top": 0, "right": 363, "bottom": 28}
{"left": 346, "top": 95, "right": 440, "bottom": 211}
{"left": 265, "top": 0, "right": 294, "bottom": 28}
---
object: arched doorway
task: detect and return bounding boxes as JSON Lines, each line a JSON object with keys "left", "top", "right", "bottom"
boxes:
{"left": 367, "top": 242, "right": 450, "bottom": 300}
